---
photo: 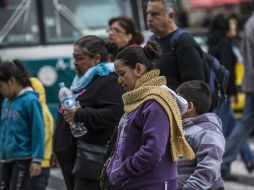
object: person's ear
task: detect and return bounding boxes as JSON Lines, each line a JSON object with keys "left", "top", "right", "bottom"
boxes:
{"left": 8, "top": 76, "right": 16, "bottom": 85}
{"left": 126, "top": 33, "right": 133, "bottom": 42}
{"left": 93, "top": 54, "right": 101, "bottom": 64}
{"left": 168, "top": 10, "right": 176, "bottom": 19}
{"left": 135, "top": 63, "right": 146, "bottom": 77}
{"left": 187, "top": 102, "right": 198, "bottom": 116}
{"left": 188, "top": 102, "right": 194, "bottom": 110}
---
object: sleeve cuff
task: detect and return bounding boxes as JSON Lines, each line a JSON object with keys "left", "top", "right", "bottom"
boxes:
{"left": 32, "top": 158, "right": 42, "bottom": 164}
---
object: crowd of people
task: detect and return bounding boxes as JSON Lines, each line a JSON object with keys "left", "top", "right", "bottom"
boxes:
{"left": 1, "top": 0, "right": 254, "bottom": 190}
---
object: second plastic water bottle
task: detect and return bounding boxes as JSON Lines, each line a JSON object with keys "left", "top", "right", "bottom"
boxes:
{"left": 59, "top": 82, "right": 87, "bottom": 137}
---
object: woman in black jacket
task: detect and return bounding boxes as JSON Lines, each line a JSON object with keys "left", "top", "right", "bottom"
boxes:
{"left": 53, "top": 35, "right": 124, "bottom": 190}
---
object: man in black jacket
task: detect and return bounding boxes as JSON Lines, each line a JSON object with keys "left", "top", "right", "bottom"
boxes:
{"left": 146, "top": 0, "right": 204, "bottom": 90}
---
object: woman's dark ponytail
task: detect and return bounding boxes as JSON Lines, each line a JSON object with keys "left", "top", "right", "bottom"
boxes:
{"left": 143, "top": 41, "right": 162, "bottom": 61}
{"left": 115, "top": 41, "right": 162, "bottom": 72}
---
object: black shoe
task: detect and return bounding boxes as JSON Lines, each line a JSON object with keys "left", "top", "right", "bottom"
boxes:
{"left": 246, "top": 161, "right": 254, "bottom": 173}
{"left": 221, "top": 169, "right": 238, "bottom": 181}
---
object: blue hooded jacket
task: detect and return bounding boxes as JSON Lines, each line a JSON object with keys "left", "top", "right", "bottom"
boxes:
{"left": 0, "top": 89, "right": 44, "bottom": 161}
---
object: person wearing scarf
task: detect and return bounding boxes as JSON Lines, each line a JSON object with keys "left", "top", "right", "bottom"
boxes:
{"left": 54, "top": 35, "right": 124, "bottom": 190}
{"left": 101, "top": 41, "right": 195, "bottom": 190}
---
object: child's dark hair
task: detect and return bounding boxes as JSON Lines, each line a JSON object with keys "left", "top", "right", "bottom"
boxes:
{"left": 176, "top": 80, "right": 212, "bottom": 115}
{"left": 0, "top": 59, "right": 31, "bottom": 87}
{"left": 115, "top": 41, "right": 162, "bottom": 71}
{"left": 74, "top": 35, "right": 108, "bottom": 62}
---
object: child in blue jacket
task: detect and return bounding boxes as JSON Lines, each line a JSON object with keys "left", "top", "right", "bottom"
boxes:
{"left": 0, "top": 60, "right": 44, "bottom": 190}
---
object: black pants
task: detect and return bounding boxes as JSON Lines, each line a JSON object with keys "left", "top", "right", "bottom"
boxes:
{"left": 74, "top": 178, "right": 100, "bottom": 190}
{"left": 27, "top": 168, "right": 50, "bottom": 190}
{"left": 54, "top": 127, "right": 76, "bottom": 190}
{"left": 0, "top": 160, "right": 31, "bottom": 190}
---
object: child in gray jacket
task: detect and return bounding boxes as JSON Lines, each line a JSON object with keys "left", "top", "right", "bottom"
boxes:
{"left": 176, "top": 80, "right": 225, "bottom": 190}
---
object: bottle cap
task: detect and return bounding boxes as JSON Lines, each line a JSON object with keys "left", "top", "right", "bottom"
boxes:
{"left": 59, "top": 82, "right": 65, "bottom": 88}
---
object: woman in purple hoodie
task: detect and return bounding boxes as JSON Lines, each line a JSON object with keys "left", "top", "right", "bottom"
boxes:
{"left": 101, "top": 41, "right": 195, "bottom": 190}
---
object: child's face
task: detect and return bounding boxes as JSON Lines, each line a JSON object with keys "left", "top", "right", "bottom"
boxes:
{"left": 181, "top": 109, "right": 189, "bottom": 120}
{"left": 181, "top": 101, "right": 198, "bottom": 120}
{"left": 228, "top": 18, "right": 237, "bottom": 38}
{"left": 176, "top": 92, "right": 197, "bottom": 120}
{"left": 0, "top": 79, "right": 16, "bottom": 99}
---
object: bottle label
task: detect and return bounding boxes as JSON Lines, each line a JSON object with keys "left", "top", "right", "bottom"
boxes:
{"left": 61, "top": 96, "right": 76, "bottom": 108}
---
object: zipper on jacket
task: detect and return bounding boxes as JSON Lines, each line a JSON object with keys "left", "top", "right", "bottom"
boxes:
{"left": 1, "top": 103, "right": 11, "bottom": 160}
{"left": 1, "top": 117, "right": 8, "bottom": 160}
{"left": 164, "top": 181, "right": 168, "bottom": 190}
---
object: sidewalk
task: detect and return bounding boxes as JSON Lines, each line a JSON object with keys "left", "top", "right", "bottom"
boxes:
{"left": 48, "top": 162, "right": 254, "bottom": 190}
{"left": 47, "top": 140, "right": 254, "bottom": 190}
{"left": 224, "top": 139, "right": 254, "bottom": 190}
{"left": 225, "top": 159, "right": 254, "bottom": 190}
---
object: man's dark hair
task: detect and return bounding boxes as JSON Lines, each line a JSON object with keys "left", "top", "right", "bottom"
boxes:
{"left": 176, "top": 80, "right": 212, "bottom": 115}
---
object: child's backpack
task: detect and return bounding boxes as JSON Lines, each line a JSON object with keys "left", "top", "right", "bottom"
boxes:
{"left": 169, "top": 29, "right": 230, "bottom": 109}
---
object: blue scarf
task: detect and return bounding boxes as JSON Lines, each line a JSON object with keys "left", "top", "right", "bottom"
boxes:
{"left": 70, "top": 62, "right": 115, "bottom": 93}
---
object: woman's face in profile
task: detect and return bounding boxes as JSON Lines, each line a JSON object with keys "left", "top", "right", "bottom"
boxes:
{"left": 114, "top": 59, "right": 138, "bottom": 92}
{"left": 108, "top": 21, "right": 132, "bottom": 49}
{"left": 228, "top": 18, "right": 237, "bottom": 38}
{"left": 73, "top": 46, "right": 97, "bottom": 76}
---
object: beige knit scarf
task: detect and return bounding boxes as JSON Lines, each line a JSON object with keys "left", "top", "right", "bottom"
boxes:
{"left": 122, "top": 69, "right": 195, "bottom": 161}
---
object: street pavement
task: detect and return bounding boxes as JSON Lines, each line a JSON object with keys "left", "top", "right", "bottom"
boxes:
{"left": 224, "top": 141, "right": 254, "bottom": 190}
{"left": 47, "top": 142, "right": 254, "bottom": 190}
{"left": 47, "top": 168, "right": 66, "bottom": 190}
{"left": 47, "top": 162, "right": 254, "bottom": 190}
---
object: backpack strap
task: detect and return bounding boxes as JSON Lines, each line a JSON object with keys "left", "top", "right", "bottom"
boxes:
{"left": 169, "top": 28, "right": 186, "bottom": 51}
{"left": 150, "top": 34, "right": 156, "bottom": 41}
{"left": 149, "top": 29, "right": 187, "bottom": 51}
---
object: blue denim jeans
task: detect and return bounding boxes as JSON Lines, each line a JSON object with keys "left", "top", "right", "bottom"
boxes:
{"left": 215, "top": 98, "right": 254, "bottom": 166}
{"left": 222, "top": 93, "right": 254, "bottom": 169}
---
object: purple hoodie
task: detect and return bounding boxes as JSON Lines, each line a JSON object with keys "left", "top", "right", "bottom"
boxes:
{"left": 107, "top": 100, "right": 177, "bottom": 190}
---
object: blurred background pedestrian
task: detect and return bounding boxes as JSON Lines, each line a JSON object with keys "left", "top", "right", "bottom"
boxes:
{"left": 221, "top": 1, "right": 254, "bottom": 181}
{"left": 207, "top": 13, "right": 254, "bottom": 180}
{"left": 107, "top": 16, "right": 144, "bottom": 61}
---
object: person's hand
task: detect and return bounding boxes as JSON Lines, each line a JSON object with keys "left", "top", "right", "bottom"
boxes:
{"left": 50, "top": 153, "right": 59, "bottom": 168}
{"left": 30, "top": 162, "right": 42, "bottom": 177}
{"left": 230, "top": 95, "right": 238, "bottom": 104}
{"left": 62, "top": 101, "right": 81, "bottom": 122}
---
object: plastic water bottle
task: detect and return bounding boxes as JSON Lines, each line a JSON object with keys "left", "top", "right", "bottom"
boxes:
{"left": 59, "top": 82, "right": 87, "bottom": 137}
